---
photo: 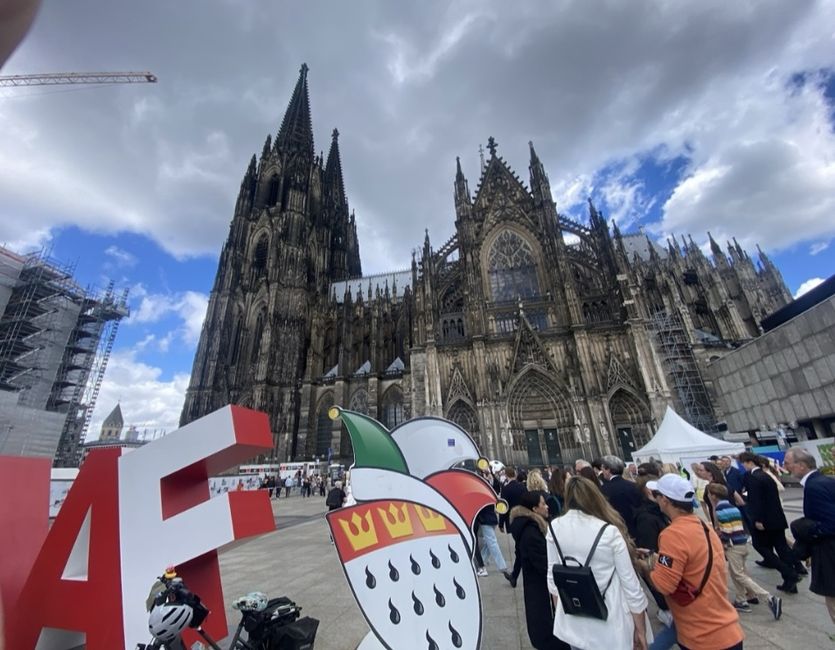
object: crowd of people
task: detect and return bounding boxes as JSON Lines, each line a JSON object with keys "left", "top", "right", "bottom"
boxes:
{"left": 475, "top": 450, "right": 835, "bottom": 650}
{"left": 258, "top": 470, "right": 329, "bottom": 498}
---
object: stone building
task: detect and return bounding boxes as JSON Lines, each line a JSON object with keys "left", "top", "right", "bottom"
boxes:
{"left": 708, "top": 276, "right": 835, "bottom": 441}
{"left": 99, "top": 403, "right": 123, "bottom": 440}
{"left": 181, "top": 65, "right": 792, "bottom": 466}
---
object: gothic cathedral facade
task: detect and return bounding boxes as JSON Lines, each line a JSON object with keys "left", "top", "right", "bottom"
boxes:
{"left": 181, "top": 65, "right": 792, "bottom": 467}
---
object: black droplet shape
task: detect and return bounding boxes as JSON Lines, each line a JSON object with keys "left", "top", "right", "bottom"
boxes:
{"left": 410, "top": 554, "right": 421, "bottom": 575}
{"left": 453, "top": 578, "right": 466, "bottom": 599}
{"left": 411, "top": 591, "right": 424, "bottom": 615}
{"left": 433, "top": 584, "right": 446, "bottom": 607}
{"left": 426, "top": 630, "right": 439, "bottom": 650}
{"left": 449, "top": 622, "right": 463, "bottom": 648}
{"left": 388, "top": 560, "right": 399, "bottom": 582}
{"left": 430, "top": 549, "right": 441, "bottom": 569}
{"left": 388, "top": 599, "right": 400, "bottom": 625}
{"left": 448, "top": 544, "right": 459, "bottom": 563}
{"left": 365, "top": 566, "right": 376, "bottom": 589}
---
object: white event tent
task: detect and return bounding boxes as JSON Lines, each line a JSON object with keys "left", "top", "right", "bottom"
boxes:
{"left": 632, "top": 406, "right": 745, "bottom": 464}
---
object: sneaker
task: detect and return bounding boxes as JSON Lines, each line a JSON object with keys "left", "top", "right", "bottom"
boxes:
{"left": 746, "top": 597, "right": 760, "bottom": 605}
{"left": 502, "top": 570, "right": 517, "bottom": 588}
{"left": 656, "top": 609, "right": 674, "bottom": 627}
{"left": 476, "top": 568, "right": 488, "bottom": 577}
{"left": 776, "top": 582, "right": 798, "bottom": 594}
{"left": 767, "top": 595, "right": 782, "bottom": 621}
{"left": 732, "top": 600, "right": 753, "bottom": 613}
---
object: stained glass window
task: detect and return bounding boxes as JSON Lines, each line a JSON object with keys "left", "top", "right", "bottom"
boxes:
{"left": 487, "top": 230, "right": 540, "bottom": 302}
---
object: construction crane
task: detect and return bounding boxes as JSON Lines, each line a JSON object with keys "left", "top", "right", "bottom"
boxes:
{"left": 0, "top": 71, "right": 157, "bottom": 88}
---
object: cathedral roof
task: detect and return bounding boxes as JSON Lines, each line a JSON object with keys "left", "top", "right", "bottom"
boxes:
{"left": 330, "top": 269, "right": 412, "bottom": 304}
{"left": 616, "top": 233, "right": 668, "bottom": 261}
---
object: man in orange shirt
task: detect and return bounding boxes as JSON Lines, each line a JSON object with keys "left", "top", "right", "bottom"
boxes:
{"left": 644, "top": 474, "right": 744, "bottom": 650}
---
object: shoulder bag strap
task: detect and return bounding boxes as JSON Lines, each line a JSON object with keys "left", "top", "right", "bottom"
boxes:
{"left": 694, "top": 521, "right": 714, "bottom": 597}
{"left": 547, "top": 520, "right": 567, "bottom": 565}
{"left": 584, "top": 523, "right": 610, "bottom": 567}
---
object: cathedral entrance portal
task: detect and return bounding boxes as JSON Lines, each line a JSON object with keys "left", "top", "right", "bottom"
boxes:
{"left": 508, "top": 370, "right": 577, "bottom": 467}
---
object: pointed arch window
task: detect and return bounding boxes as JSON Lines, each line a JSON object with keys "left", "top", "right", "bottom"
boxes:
{"left": 229, "top": 315, "right": 244, "bottom": 364}
{"left": 316, "top": 393, "right": 334, "bottom": 457}
{"left": 382, "top": 386, "right": 404, "bottom": 429}
{"left": 487, "top": 230, "right": 540, "bottom": 302}
{"left": 252, "top": 235, "right": 269, "bottom": 279}
{"left": 267, "top": 175, "right": 280, "bottom": 207}
{"left": 250, "top": 309, "right": 266, "bottom": 363}
{"left": 447, "top": 401, "right": 479, "bottom": 438}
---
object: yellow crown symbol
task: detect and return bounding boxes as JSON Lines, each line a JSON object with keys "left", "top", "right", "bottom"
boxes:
{"left": 339, "top": 511, "right": 378, "bottom": 551}
{"left": 377, "top": 503, "right": 413, "bottom": 539}
{"left": 415, "top": 506, "right": 447, "bottom": 532}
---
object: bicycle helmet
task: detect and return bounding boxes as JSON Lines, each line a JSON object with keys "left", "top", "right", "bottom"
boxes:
{"left": 148, "top": 602, "right": 193, "bottom": 643}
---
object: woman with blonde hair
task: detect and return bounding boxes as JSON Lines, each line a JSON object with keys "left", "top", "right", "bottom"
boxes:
{"left": 546, "top": 476, "right": 650, "bottom": 650}
{"left": 527, "top": 468, "right": 548, "bottom": 492}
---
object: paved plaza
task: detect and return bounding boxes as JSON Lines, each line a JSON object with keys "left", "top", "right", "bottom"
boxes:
{"left": 218, "top": 487, "right": 834, "bottom": 649}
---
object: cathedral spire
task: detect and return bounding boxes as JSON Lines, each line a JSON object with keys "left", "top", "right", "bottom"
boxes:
{"left": 261, "top": 134, "right": 272, "bottom": 162}
{"left": 708, "top": 231, "right": 724, "bottom": 261}
{"left": 528, "top": 140, "right": 550, "bottom": 202}
{"left": 275, "top": 63, "right": 314, "bottom": 159}
{"left": 454, "top": 156, "right": 471, "bottom": 205}
{"left": 325, "top": 128, "right": 347, "bottom": 208}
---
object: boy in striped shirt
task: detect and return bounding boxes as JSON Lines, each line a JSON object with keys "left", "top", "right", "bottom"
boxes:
{"left": 706, "top": 483, "right": 783, "bottom": 620}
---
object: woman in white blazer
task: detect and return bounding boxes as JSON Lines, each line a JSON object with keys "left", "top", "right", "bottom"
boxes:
{"left": 546, "top": 475, "right": 650, "bottom": 650}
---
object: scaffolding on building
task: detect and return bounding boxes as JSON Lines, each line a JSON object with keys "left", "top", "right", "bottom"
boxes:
{"left": 649, "top": 310, "right": 717, "bottom": 433}
{"left": 0, "top": 248, "right": 129, "bottom": 466}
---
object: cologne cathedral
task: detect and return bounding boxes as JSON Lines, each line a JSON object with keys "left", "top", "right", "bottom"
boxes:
{"left": 180, "top": 65, "right": 792, "bottom": 467}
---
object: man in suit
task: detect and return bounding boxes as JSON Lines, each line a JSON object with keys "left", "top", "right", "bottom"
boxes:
{"left": 785, "top": 447, "right": 835, "bottom": 636}
{"left": 599, "top": 454, "right": 643, "bottom": 539}
{"left": 738, "top": 451, "right": 799, "bottom": 593}
{"left": 719, "top": 455, "right": 745, "bottom": 504}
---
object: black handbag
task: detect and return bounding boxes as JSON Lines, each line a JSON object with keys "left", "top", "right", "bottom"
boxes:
{"left": 548, "top": 521, "right": 612, "bottom": 620}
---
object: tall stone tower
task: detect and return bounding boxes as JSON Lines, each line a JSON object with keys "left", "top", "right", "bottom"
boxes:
{"left": 180, "top": 64, "right": 361, "bottom": 459}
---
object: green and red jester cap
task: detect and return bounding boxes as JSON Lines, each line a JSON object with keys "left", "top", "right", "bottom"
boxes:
{"left": 327, "top": 407, "right": 502, "bottom": 650}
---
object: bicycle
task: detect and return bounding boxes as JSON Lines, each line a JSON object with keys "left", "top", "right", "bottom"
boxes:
{"left": 137, "top": 567, "right": 318, "bottom": 650}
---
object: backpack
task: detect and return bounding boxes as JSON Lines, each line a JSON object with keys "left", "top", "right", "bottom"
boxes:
{"left": 548, "top": 520, "right": 611, "bottom": 620}
{"left": 325, "top": 488, "right": 343, "bottom": 508}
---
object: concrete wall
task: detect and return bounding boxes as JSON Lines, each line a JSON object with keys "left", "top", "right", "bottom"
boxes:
{"left": 707, "top": 294, "right": 835, "bottom": 435}
{"left": 0, "top": 388, "right": 68, "bottom": 458}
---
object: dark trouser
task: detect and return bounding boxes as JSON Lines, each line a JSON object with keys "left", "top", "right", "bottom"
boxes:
{"left": 680, "top": 643, "right": 742, "bottom": 650}
{"left": 511, "top": 541, "right": 522, "bottom": 579}
{"left": 473, "top": 522, "right": 484, "bottom": 569}
{"left": 751, "top": 528, "right": 797, "bottom": 584}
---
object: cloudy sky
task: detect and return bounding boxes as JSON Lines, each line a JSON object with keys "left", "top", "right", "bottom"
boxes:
{"left": 2, "top": 0, "right": 834, "bottom": 438}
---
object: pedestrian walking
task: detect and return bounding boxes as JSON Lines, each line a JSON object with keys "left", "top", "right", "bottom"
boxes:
{"left": 599, "top": 455, "right": 643, "bottom": 539}
{"left": 738, "top": 451, "right": 800, "bottom": 593}
{"left": 784, "top": 447, "right": 835, "bottom": 641}
{"left": 705, "top": 483, "right": 782, "bottom": 620}
{"left": 476, "top": 503, "right": 508, "bottom": 577}
{"left": 510, "top": 491, "right": 570, "bottom": 650}
{"left": 547, "top": 476, "right": 650, "bottom": 650}
{"left": 646, "top": 474, "right": 744, "bottom": 650}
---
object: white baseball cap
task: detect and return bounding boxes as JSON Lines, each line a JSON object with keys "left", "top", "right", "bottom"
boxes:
{"left": 646, "top": 474, "right": 695, "bottom": 502}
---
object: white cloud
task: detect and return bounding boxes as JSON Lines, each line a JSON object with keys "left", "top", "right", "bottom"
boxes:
{"left": 2, "top": 0, "right": 835, "bottom": 267}
{"left": 86, "top": 349, "right": 190, "bottom": 440}
{"left": 794, "top": 277, "right": 824, "bottom": 299}
{"left": 809, "top": 241, "right": 830, "bottom": 256}
{"left": 129, "top": 290, "right": 208, "bottom": 346}
{"left": 104, "top": 245, "right": 137, "bottom": 267}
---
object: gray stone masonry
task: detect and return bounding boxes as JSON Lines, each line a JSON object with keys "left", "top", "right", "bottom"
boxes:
{"left": 708, "top": 294, "right": 835, "bottom": 432}
{"left": 215, "top": 488, "right": 834, "bottom": 649}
